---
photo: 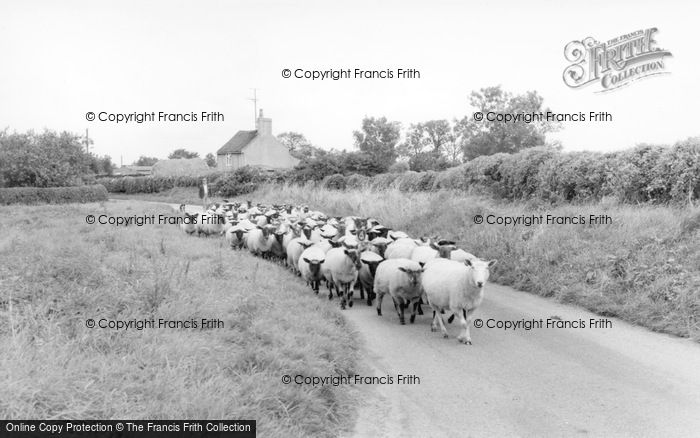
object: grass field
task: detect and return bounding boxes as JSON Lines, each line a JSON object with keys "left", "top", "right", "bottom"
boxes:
{"left": 240, "top": 184, "right": 700, "bottom": 341}
{"left": 0, "top": 200, "right": 359, "bottom": 437}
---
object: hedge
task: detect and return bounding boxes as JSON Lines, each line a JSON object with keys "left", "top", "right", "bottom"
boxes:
{"left": 0, "top": 184, "right": 108, "bottom": 205}
{"left": 96, "top": 138, "right": 700, "bottom": 205}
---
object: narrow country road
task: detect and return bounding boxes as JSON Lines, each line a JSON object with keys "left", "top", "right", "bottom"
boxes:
{"left": 167, "top": 203, "right": 700, "bottom": 437}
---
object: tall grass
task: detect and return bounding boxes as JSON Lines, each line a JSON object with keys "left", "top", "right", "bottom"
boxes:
{"left": 247, "top": 184, "right": 700, "bottom": 341}
{"left": 0, "top": 201, "right": 359, "bottom": 437}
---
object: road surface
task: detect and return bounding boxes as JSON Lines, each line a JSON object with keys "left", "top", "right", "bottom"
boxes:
{"left": 167, "top": 202, "right": 700, "bottom": 437}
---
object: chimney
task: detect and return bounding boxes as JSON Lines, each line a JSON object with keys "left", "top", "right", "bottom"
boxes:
{"left": 256, "top": 109, "right": 272, "bottom": 136}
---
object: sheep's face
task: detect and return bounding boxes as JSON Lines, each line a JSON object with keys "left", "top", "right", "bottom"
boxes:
{"left": 437, "top": 244, "right": 457, "bottom": 258}
{"left": 372, "top": 242, "right": 387, "bottom": 258}
{"left": 465, "top": 259, "right": 497, "bottom": 288}
{"left": 362, "top": 260, "right": 382, "bottom": 277}
{"left": 398, "top": 267, "right": 424, "bottom": 288}
{"left": 344, "top": 249, "right": 363, "bottom": 270}
{"left": 303, "top": 258, "right": 324, "bottom": 276}
{"left": 302, "top": 227, "right": 313, "bottom": 240}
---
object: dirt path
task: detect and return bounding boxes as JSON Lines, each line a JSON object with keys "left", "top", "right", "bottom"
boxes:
{"left": 165, "top": 203, "right": 700, "bottom": 437}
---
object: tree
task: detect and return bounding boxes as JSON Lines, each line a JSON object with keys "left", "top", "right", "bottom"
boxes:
{"left": 398, "top": 120, "right": 459, "bottom": 170}
{"left": 277, "top": 132, "right": 324, "bottom": 160}
{"left": 205, "top": 153, "right": 217, "bottom": 167}
{"left": 134, "top": 156, "right": 159, "bottom": 166}
{"left": 353, "top": 116, "right": 401, "bottom": 171}
{"left": 168, "top": 148, "right": 199, "bottom": 159}
{"left": 455, "top": 86, "right": 559, "bottom": 159}
{"left": 89, "top": 154, "right": 114, "bottom": 175}
{"left": 0, "top": 129, "right": 94, "bottom": 187}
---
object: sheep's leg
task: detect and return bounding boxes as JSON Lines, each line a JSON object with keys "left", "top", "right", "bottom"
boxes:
{"left": 358, "top": 283, "right": 365, "bottom": 301}
{"left": 376, "top": 292, "right": 384, "bottom": 316}
{"left": 328, "top": 281, "right": 333, "bottom": 300}
{"left": 337, "top": 282, "right": 347, "bottom": 310}
{"left": 366, "top": 287, "right": 373, "bottom": 306}
{"left": 433, "top": 308, "right": 449, "bottom": 338}
{"left": 458, "top": 308, "right": 476, "bottom": 345}
{"left": 409, "top": 298, "right": 419, "bottom": 324}
{"left": 393, "top": 297, "right": 405, "bottom": 325}
{"left": 347, "top": 283, "right": 354, "bottom": 307}
{"left": 416, "top": 297, "right": 424, "bottom": 315}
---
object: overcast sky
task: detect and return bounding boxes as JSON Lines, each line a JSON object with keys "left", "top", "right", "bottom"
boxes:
{"left": 1, "top": 0, "right": 697, "bottom": 164}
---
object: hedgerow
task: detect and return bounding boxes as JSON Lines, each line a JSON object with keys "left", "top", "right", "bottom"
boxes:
{"left": 0, "top": 184, "right": 108, "bottom": 205}
{"left": 101, "top": 138, "right": 700, "bottom": 205}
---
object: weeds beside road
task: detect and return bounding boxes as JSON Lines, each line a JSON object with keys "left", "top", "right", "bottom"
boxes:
{"left": 0, "top": 200, "right": 359, "bottom": 438}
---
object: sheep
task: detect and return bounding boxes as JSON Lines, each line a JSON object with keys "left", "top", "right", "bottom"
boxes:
{"left": 385, "top": 240, "right": 418, "bottom": 259}
{"left": 373, "top": 259, "right": 424, "bottom": 324}
{"left": 322, "top": 246, "right": 362, "bottom": 309}
{"left": 286, "top": 237, "right": 314, "bottom": 274}
{"left": 246, "top": 225, "right": 276, "bottom": 256}
{"left": 421, "top": 258, "right": 496, "bottom": 344}
{"left": 281, "top": 223, "right": 300, "bottom": 250}
{"left": 450, "top": 248, "right": 476, "bottom": 263}
{"left": 180, "top": 212, "right": 198, "bottom": 235}
{"left": 298, "top": 246, "right": 327, "bottom": 295}
{"left": 358, "top": 251, "right": 383, "bottom": 306}
{"left": 410, "top": 240, "right": 458, "bottom": 265}
{"left": 368, "top": 236, "right": 391, "bottom": 258}
{"left": 196, "top": 212, "right": 226, "bottom": 237}
{"left": 255, "top": 214, "right": 268, "bottom": 228}
{"left": 268, "top": 228, "right": 287, "bottom": 261}
{"left": 225, "top": 225, "right": 247, "bottom": 250}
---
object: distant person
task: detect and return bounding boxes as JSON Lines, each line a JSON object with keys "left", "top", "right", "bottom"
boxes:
{"left": 199, "top": 177, "right": 209, "bottom": 210}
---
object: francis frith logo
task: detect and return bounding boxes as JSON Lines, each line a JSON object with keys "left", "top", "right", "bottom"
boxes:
{"left": 563, "top": 28, "right": 672, "bottom": 92}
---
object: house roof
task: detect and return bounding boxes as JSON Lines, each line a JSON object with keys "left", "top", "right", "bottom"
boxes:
{"left": 217, "top": 130, "right": 258, "bottom": 154}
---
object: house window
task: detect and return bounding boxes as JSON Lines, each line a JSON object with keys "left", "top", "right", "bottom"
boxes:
{"left": 226, "top": 154, "right": 231, "bottom": 167}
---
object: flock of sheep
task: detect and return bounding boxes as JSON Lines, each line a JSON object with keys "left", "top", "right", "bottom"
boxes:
{"left": 178, "top": 201, "right": 497, "bottom": 345}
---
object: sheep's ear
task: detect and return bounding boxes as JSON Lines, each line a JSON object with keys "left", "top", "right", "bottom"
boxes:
{"left": 257, "top": 225, "right": 263, "bottom": 229}
{"left": 429, "top": 242, "right": 439, "bottom": 250}
{"left": 361, "top": 259, "right": 371, "bottom": 265}
{"left": 344, "top": 249, "right": 351, "bottom": 255}
{"left": 398, "top": 267, "right": 407, "bottom": 273}
{"left": 303, "top": 257, "right": 310, "bottom": 264}
{"left": 464, "top": 259, "right": 473, "bottom": 267}
{"left": 418, "top": 262, "right": 426, "bottom": 268}
{"left": 488, "top": 259, "right": 497, "bottom": 267}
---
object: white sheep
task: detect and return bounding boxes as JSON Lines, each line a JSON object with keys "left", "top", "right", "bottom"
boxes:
{"left": 385, "top": 240, "right": 417, "bottom": 259}
{"left": 298, "top": 246, "right": 327, "bottom": 295}
{"left": 225, "top": 224, "right": 247, "bottom": 249}
{"left": 421, "top": 258, "right": 496, "bottom": 344}
{"left": 411, "top": 240, "right": 457, "bottom": 265}
{"left": 450, "top": 248, "right": 477, "bottom": 263}
{"left": 245, "top": 225, "right": 276, "bottom": 256}
{"left": 373, "top": 258, "right": 425, "bottom": 324}
{"left": 286, "top": 237, "right": 314, "bottom": 274}
{"left": 322, "top": 246, "right": 362, "bottom": 309}
{"left": 196, "top": 212, "right": 226, "bottom": 237}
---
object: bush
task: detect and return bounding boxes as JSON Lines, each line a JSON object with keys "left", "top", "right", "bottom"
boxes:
{"left": 0, "top": 184, "right": 108, "bottom": 205}
{"left": 388, "top": 161, "right": 410, "bottom": 173}
{"left": 211, "top": 166, "right": 264, "bottom": 197}
{"left": 322, "top": 174, "right": 347, "bottom": 190}
{"left": 345, "top": 173, "right": 371, "bottom": 190}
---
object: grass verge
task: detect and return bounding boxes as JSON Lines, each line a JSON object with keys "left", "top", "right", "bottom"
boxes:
{"left": 0, "top": 200, "right": 359, "bottom": 437}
